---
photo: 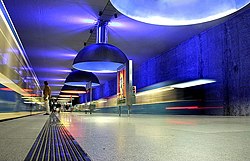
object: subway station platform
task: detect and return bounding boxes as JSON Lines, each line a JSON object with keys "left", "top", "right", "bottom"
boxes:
{"left": 1, "top": 1, "right": 250, "bottom": 161}
{"left": 1, "top": 113, "right": 250, "bottom": 161}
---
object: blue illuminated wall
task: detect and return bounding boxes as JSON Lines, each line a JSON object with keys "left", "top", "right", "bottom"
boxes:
{"left": 93, "top": 78, "right": 117, "bottom": 100}
{"left": 93, "top": 9, "right": 250, "bottom": 115}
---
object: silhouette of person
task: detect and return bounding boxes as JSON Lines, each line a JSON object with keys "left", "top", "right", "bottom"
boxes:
{"left": 43, "top": 81, "right": 51, "bottom": 115}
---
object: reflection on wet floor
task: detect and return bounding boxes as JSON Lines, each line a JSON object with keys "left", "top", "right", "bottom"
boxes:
{"left": 59, "top": 112, "right": 250, "bottom": 161}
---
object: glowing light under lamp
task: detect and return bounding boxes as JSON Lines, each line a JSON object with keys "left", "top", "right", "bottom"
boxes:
{"left": 65, "top": 82, "right": 99, "bottom": 87}
{"left": 110, "top": 0, "right": 250, "bottom": 25}
{"left": 73, "top": 62, "right": 123, "bottom": 73}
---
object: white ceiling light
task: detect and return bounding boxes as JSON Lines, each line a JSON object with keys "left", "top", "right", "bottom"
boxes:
{"left": 110, "top": 0, "right": 250, "bottom": 25}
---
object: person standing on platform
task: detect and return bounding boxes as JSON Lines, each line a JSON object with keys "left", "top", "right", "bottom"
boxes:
{"left": 43, "top": 81, "right": 51, "bottom": 115}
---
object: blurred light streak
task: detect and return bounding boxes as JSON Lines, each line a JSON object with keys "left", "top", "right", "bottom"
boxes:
{"left": 51, "top": 91, "right": 60, "bottom": 94}
{"left": 39, "top": 78, "right": 65, "bottom": 81}
{"left": 136, "top": 87, "right": 174, "bottom": 96}
{"left": 59, "top": 95, "right": 79, "bottom": 98}
{"left": 166, "top": 106, "right": 199, "bottom": 110}
{"left": 57, "top": 98, "right": 71, "bottom": 100}
{"left": 50, "top": 84, "right": 64, "bottom": 87}
{"left": 24, "top": 101, "right": 36, "bottom": 104}
{"left": 0, "top": 6, "right": 40, "bottom": 89}
{"left": 97, "top": 99, "right": 107, "bottom": 103}
{"left": 23, "top": 93, "right": 39, "bottom": 97}
{"left": 0, "top": 87, "right": 12, "bottom": 91}
{"left": 166, "top": 106, "right": 223, "bottom": 110}
{"left": 170, "top": 79, "right": 216, "bottom": 88}
{"left": 23, "top": 88, "right": 33, "bottom": 92}
{"left": 61, "top": 90, "right": 86, "bottom": 94}
{"left": 22, "top": 96, "right": 41, "bottom": 99}
{"left": 94, "top": 79, "right": 217, "bottom": 109}
{"left": 0, "top": 73, "right": 28, "bottom": 96}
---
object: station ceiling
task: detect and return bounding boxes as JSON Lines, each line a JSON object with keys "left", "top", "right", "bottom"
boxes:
{"left": 3, "top": 0, "right": 249, "bottom": 95}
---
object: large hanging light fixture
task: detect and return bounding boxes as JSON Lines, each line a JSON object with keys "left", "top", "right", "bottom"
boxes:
{"left": 110, "top": 0, "right": 250, "bottom": 26}
{"left": 64, "top": 70, "right": 100, "bottom": 87}
{"left": 73, "top": 20, "right": 128, "bottom": 73}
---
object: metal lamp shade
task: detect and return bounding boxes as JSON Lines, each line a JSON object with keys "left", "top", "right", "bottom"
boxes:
{"left": 61, "top": 85, "right": 86, "bottom": 94}
{"left": 64, "top": 70, "right": 100, "bottom": 87}
{"left": 73, "top": 43, "right": 128, "bottom": 73}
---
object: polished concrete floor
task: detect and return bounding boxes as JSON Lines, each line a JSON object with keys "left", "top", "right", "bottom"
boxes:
{"left": 0, "top": 113, "right": 250, "bottom": 161}
{"left": 0, "top": 114, "right": 48, "bottom": 161}
{"left": 59, "top": 113, "right": 250, "bottom": 161}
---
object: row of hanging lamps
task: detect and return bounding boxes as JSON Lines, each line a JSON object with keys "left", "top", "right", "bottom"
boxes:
{"left": 59, "top": 85, "right": 82, "bottom": 98}
{"left": 72, "top": 20, "right": 128, "bottom": 73}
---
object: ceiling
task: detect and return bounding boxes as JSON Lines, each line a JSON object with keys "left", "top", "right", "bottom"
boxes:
{"left": 3, "top": 0, "right": 250, "bottom": 96}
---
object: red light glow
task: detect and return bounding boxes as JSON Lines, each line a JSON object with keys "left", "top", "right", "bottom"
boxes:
{"left": 166, "top": 106, "right": 223, "bottom": 110}
{"left": 23, "top": 88, "right": 33, "bottom": 92}
{"left": 166, "top": 106, "right": 199, "bottom": 110}
{"left": 0, "top": 88, "right": 13, "bottom": 91}
{"left": 23, "top": 93, "right": 39, "bottom": 97}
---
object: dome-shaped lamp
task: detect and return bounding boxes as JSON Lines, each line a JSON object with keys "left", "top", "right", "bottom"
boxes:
{"left": 73, "top": 43, "right": 128, "bottom": 73}
{"left": 64, "top": 70, "right": 100, "bottom": 87}
{"left": 110, "top": 0, "right": 250, "bottom": 26}
{"left": 73, "top": 20, "right": 128, "bottom": 73}
{"left": 61, "top": 85, "right": 86, "bottom": 94}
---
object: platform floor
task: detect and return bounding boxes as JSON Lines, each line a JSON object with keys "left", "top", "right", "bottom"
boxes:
{"left": 59, "top": 113, "right": 250, "bottom": 161}
{"left": 0, "top": 113, "right": 250, "bottom": 161}
{"left": 0, "top": 114, "right": 48, "bottom": 161}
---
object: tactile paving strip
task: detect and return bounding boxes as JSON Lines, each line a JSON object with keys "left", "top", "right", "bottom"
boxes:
{"left": 24, "top": 113, "right": 91, "bottom": 161}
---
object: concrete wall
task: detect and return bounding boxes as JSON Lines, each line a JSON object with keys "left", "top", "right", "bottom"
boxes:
{"left": 93, "top": 9, "right": 250, "bottom": 116}
{"left": 224, "top": 10, "right": 250, "bottom": 115}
